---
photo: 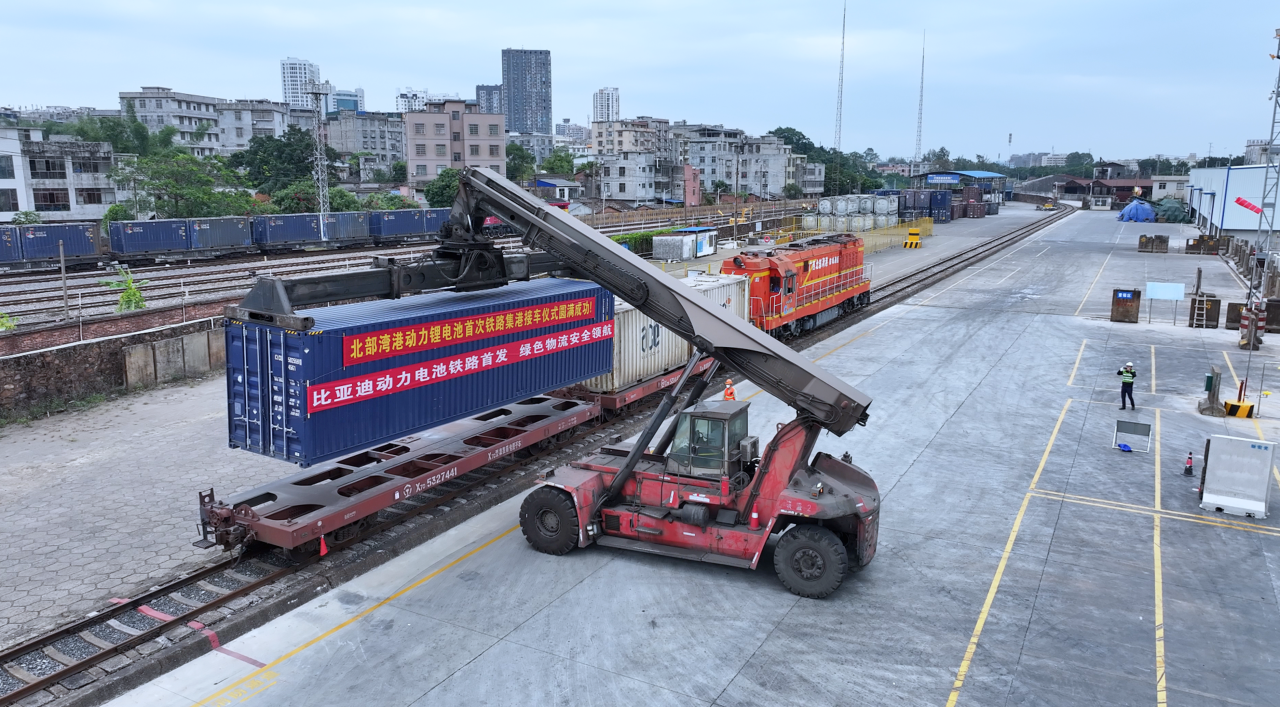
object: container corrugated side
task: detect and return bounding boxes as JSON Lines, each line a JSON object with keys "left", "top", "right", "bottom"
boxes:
{"left": 423, "top": 208, "right": 450, "bottom": 235}
{"left": 581, "top": 273, "right": 747, "bottom": 394}
{"left": 0, "top": 226, "right": 20, "bottom": 264}
{"left": 252, "top": 214, "right": 322, "bottom": 245}
{"left": 109, "top": 220, "right": 190, "bottom": 254}
{"left": 369, "top": 209, "right": 425, "bottom": 238}
{"left": 226, "top": 278, "right": 614, "bottom": 466}
{"left": 323, "top": 212, "right": 371, "bottom": 243}
{"left": 18, "top": 223, "right": 102, "bottom": 259}
{"left": 190, "top": 217, "right": 252, "bottom": 250}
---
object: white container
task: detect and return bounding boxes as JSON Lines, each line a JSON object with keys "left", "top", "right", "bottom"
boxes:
{"left": 875, "top": 214, "right": 889, "bottom": 229}
{"left": 818, "top": 215, "right": 834, "bottom": 231}
{"left": 873, "top": 197, "right": 890, "bottom": 214}
{"left": 581, "top": 273, "right": 748, "bottom": 394}
{"left": 885, "top": 196, "right": 899, "bottom": 214}
{"left": 858, "top": 195, "right": 874, "bottom": 213}
{"left": 802, "top": 214, "right": 818, "bottom": 230}
{"left": 834, "top": 197, "right": 849, "bottom": 215}
{"left": 835, "top": 216, "right": 849, "bottom": 232}
{"left": 848, "top": 215, "right": 862, "bottom": 232}
{"left": 817, "top": 198, "right": 832, "bottom": 215}
{"left": 889, "top": 215, "right": 898, "bottom": 228}
{"left": 653, "top": 234, "right": 696, "bottom": 261}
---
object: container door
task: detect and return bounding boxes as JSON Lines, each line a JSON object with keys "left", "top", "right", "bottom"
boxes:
{"left": 227, "top": 324, "right": 267, "bottom": 454}
{"left": 264, "top": 330, "right": 300, "bottom": 460}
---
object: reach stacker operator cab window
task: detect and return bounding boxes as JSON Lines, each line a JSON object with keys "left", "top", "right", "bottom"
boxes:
{"left": 666, "top": 402, "right": 752, "bottom": 478}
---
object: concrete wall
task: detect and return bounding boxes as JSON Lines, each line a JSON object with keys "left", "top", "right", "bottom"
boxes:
{"left": 1, "top": 318, "right": 223, "bottom": 419}
{"left": 0, "top": 297, "right": 236, "bottom": 357}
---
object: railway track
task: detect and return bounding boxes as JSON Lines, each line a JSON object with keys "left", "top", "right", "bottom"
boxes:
{"left": 0, "top": 204, "right": 1071, "bottom": 705}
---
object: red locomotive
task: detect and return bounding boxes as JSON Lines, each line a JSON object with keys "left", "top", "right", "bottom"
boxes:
{"left": 720, "top": 234, "right": 871, "bottom": 338}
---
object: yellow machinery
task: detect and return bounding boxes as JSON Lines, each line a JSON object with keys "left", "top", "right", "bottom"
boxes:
{"left": 1036, "top": 201, "right": 1057, "bottom": 211}
{"left": 903, "top": 227, "right": 921, "bottom": 249}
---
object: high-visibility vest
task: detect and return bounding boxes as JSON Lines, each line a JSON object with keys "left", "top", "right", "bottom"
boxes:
{"left": 724, "top": 386, "right": 737, "bottom": 401}
{"left": 1119, "top": 369, "right": 1135, "bottom": 384}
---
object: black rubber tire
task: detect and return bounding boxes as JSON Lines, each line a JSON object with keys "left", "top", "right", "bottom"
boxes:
{"left": 773, "top": 524, "right": 848, "bottom": 598}
{"left": 519, "top": 486, "right": 580, "bottom": 556}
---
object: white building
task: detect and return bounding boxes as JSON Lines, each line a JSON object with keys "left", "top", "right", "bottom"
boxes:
{"left": 1150, "top": 175, "right": 1190, "bottom": 202}
{"left": 281, "top": 57, "right": 321, "bottom": 109}
{"left": 597, "top": 152, "right": 656, "bottom": 202}
{"left": 326, "top": 111, "right": 405, "bottom": 170}
{"left": 396, "top": 88, "right": 430, "bottom": 112}
{"left": 117, "top": 88, "right": 225, "bottom": 156}
{"left": 592, "top": 88, "right": 619, "bottom": 122}
{"left": 1, "top": 128, "right": 118, "bottom": 223}
{"left": 555, "top": 118, "right": 588, "bottom": 141}
{"left": 217, "top": 100, "right": 290, "bottom": 153}
{"left": 1188, "top": 165, "right": 1278, "bottom": 237}
{"left": 507, "top": 133, "right": 557, "bottom": 166}
{"left": 1041, "top": 153, "right": 1069, "bottom": 167}
{"left": 1246, "top": 139, "right": 1271, "bottom": 166}
{"left": 330, "top": 88, "right": 365, "bottom": 113}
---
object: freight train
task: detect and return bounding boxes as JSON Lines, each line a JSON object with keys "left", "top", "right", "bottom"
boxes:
{"left": 0, "top": 207, "right": 455, "bottom": 272}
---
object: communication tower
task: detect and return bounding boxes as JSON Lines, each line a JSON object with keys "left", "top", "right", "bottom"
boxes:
{"left": 304, "top": 81, "right": 334, "bottom": 240}
{"left": 913, "top": 32, "right": 925, "bottom": 165}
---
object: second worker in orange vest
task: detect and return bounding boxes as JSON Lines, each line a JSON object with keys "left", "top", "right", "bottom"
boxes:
{"left": 723, "top": 379, "right": 737, "bottom": 400}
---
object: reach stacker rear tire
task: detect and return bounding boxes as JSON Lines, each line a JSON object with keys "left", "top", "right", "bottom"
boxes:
{"left": 773, "top": 524, "right": 848, "bottom": 598}
{"left": 520, "top": 486, "right": 579, "bottom": 556}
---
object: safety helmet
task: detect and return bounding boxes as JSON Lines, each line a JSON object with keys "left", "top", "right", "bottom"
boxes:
{"left": 725, "top": 379, "right": 733, "bottom": 386}
{"left": 1126, "top": 362, "right": 1133, "bottom": 367}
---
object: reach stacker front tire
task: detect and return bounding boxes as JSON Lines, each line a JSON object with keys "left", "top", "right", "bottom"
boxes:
{"left": 774, "top": 525, "right": 848, "bottom": 598}
{"left": 520, "top": 486, "right": 579, "bottom": 556}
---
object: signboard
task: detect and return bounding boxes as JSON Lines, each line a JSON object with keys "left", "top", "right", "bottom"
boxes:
{"left": 313, "top": 321, "right": 614, "bottom": 412}
{"left": 1145, "top": 282, "right": 1186, "bottom": 301}
{"left": 926, "top": 174, "right": 960, "bottom": 184}
{"left": 343, "top": 298, "right": 597, "bottom": 365}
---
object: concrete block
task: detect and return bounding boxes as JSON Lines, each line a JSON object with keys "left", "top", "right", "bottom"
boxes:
{"left": 181, "top": 332, "right": 211, "bottom": 375}
{"left": 208, "top": 327, "right": 227, "bottom": 369}
{"left": 96, "top": 654, "right": 132, "bottom": 673}
{"left": 123, "top": 343, "right": 155, "bottom": 390}
{"left": 59, "top": 670, "right": 98, "bottom": 690}
{"left": 152, "top": 337, "right": 185, "bottom": 382}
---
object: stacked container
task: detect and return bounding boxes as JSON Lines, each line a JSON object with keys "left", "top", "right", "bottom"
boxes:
{"left": 18, "top": 223, "right": 103, "bottom": 261}
{"left": 226, "top": 278, "right": 615, "bottom": 467}
{"left": 190, "top": 217, "right": 253, "bottom": 252}
{"left": 818, "top": 198, "right": 833, "bottom": 215}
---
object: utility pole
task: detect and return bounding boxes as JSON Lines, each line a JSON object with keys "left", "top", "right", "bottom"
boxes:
{"left": 914, "top": 31, "right": 926, "bottom": 166}
{"left": 305, "top": 81, "right": 334, "bottom": 241}
{"left": 833, "top": 1, "right": 846, "bottom": 195}
{"left": 1255, "top": 29, "right": 1280, "bottom": 259}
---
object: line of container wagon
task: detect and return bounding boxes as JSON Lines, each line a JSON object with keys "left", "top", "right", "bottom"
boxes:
{"left": 0, "top": 207, "right": 453, "bottom": 272}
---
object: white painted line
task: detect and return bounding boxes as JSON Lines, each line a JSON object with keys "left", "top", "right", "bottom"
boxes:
{"left": 996, "top": 268, "right": 1020, "bottom": 285}
{"left": 1035, "top": 247, "right": 1050, "bottom": 257}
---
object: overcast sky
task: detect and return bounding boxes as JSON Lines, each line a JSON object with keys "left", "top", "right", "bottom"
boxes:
{"left": 5, "top": 1, "right": 1278, "bottom": 162}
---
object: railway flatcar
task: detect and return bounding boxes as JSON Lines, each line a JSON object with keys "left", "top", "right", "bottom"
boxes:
{"left": 0, "top": 222, "right": 107, "bottom": 272}
{"left": 720, "top": 233, "right": 871, "bottom": 339}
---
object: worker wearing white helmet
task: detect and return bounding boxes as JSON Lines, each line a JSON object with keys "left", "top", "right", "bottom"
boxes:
{"left": 1117, "top": 362, "right": 1137, "bottom": 410}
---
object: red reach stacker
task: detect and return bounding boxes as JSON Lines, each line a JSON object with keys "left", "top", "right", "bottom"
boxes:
{"left": 224, "top": 167, "right": 880, "bottom": 597}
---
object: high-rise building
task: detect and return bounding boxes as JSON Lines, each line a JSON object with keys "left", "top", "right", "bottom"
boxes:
{"left": 281, "top": 57, "right": 321, "bottom": 109}
{"left": 500, "top": 49, "right": 552, "bottom": 135}
{"left": 118, "top": 87, "right": 226, "bottom": 157}
{"left": 325, "top": 110, "right": 405, "bottom": 173}
{"left": 592, "top": 88, "right": 619, "bottom": 123}
{"left": 329, "top": 88, "right": 365, "bottom": 113}
{"left": 396, "top": 88, "right": 430, "bottom": 113}
{"left": 403, "top": 98, "right": 506, "bottom": 188}
{"left": 476, "top": 84, "right": 503, "bottom": 116}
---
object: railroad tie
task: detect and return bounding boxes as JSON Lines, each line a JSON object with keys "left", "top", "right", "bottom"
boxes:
{"left": 41, "top": 645, "right": 78, "bottom": 667}
{"left": 78, "top": 630, "right": 115, "bottom": 651}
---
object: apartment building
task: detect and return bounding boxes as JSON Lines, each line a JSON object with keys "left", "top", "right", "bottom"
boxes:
{"left": 592, "top": 88, "right": 619, "bottom": 122}
{"left": 476, "top": 85, "right": 503, "bottom": 116}
{"left": 118, "top": 87, "right": 225, "bottom": 156}
{"left": 798, "top": 158, "right": 825, "bottom": 198}
{"left": 501, "top": 49, "right": 552, "bottom": 134}
{"left": 218, "top": 100, "right": 290, "bottom": 153}
{"left": 507, "top": 133, "right": 556, "bottom": 166}
{"left": 403, "top": 99, "right": 505, "bottom": 188}
{"left": 330, "top": 88, "right": 365, "bottom": 113}
{"left": 325, "top": 111, "right": 405, "bottom": 171}
{"left": 1, "top": 128, "right": 118, "bottom": 223}
{"left": 555, "top": 119, "right": 588, "bottom": 141}
{"left": 281, "top": 57, "right": 321, "bottom": 108}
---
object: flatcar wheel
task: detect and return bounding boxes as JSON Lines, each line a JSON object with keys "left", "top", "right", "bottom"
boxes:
{"left": 286, "top": 538, "right": 320, "bottom": 563}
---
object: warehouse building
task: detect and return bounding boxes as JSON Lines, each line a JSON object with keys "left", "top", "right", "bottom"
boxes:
{"left": 911, "top": 170, "right": 1007, "bottom": 200}
{"left": 1188, "top": 164, "right": 1278, "bottom": 237}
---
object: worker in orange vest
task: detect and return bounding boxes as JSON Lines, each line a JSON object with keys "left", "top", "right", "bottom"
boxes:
{"left": 723, "top": 379, "right": 737, "bottom": 400}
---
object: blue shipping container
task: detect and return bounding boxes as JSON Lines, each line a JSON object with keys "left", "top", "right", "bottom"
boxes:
{"left": 226, "top": 278, "right": 615, "bottom": 466}
{"left": 253, "top": 214, "right": 322, "bottom": 246}
{"left": 423, "top": 208, "right": 450, "bottom": 235}
{"left": 931, "top": 207, "right": 951, "bottom": 224}
{"left": 322, "top": 212, "right": 370, "bottom": 243}
{"left": 109, "top": 219, "right": 190, "bottom": 254}
{"left": 929, "top": 190, "right": 952, "bottom": 209}
{"left": 18, "top": 223, "right": 102, "bottom": 260}
{"left": 190, "top": 217, "right": 253, "bottom": 250}
{"left": 369, "top": 209, "right": 425, "bottom": 238}
{"left": 0, "top": 226, "right": 20, "bottom": 264}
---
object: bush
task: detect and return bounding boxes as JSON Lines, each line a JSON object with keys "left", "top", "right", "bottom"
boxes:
{"left": 98, "top": 266, "right": 150, "bottom": 312}
{"left": 610, "top": 227, "right": 676, "bottom": 257}
{"left": 101, "top": 203, "right": 135, "bottom": 232}
{"left": 0, "top": 312, "right": 16, "bottom": 331}
{"left": 363, "top": 192, "right": 419, "bottom": 210}
{"left": 11, "top": 211, "right": 40, "bottom": 225}
{"left": 271, "top": 180, "right": 361, "bottom": 213}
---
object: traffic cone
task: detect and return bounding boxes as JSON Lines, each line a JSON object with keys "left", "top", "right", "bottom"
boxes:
{"left": 319, "top": 536, "right": 328, "bottom": 557}
{"left": 749, "top": 502, "right": 760, "bottom": 530}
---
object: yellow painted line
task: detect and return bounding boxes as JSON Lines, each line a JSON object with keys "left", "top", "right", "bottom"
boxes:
{"left": 1154, "top": 409, "right": 1162, "bottom": 510}
{"left": 1074, "top": 250, "right": 1112, "bottom": 316}
{"left": 945, "top": 493, "right": 1032, "bottom": 707}
{"left": 1067, "top": 339, "right": 1087, "bottom": 387}
{"left": 189, "top": 525, "right": 519, "bottom": 706}
{"left": 1039, "top": 490, "right": 1277, "bottom": 533}
{"left": 1150, "top": 345, "right": 1157, "bottom": 395}
{"left": 814, "top": 329, "right": 873, "bottom": 362}
{"left": 1028, "top": 492, "right": 1280, "bottom": 538}
{"left": 1029, "top": 399, "right": 1073, "bottom": 490}
{"left": 1222, "top": 350, "right": 1240, "bottom": 388}
{"left": 1154, "top": 515, "right": 1168, "bottom": 706}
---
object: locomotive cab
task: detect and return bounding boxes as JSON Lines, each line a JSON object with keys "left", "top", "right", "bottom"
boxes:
{"left": 664, "top": 401, "right": 759, "bottom": 479}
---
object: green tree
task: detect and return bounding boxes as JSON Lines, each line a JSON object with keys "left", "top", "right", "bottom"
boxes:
{"left": 506, "top": 144, "right": 536, "bottom": 184}
{"left": 270, "top": 180, "right": 361, "bottom": 213}
{"left": 767, "top": 127, "right": 816, "bottom": 156}
{"left": 128, "top": 153, "right": 257, "bottom": 219}
{"left": 391, "top": 161, "right": 407, "bottom": 183}
{"left": 363, "top": 192, "right": 419, "bottom": 210}
{"left": 422, "top": 169, "right": 461, "bottom": 208}
{"left": 101, "top": 203, "right": 135, "bottom": 232}
{"left": 11, "top": 211, "right": 41, "bottom": 225}
{"left": 923, "top": 147, "right": 952, "bottom": 171}
{"left": 863, "top": 148, "right": 880, "bottom": 165}
{"left": 575, "top": 161, "right": 596, "bottom": 176}
{"left": 711, "top": 180, "right": 731, "bottom": 194}
{"left": 783, "top": 183, "right": 804, "bottom": 199}
{"left": 99, "top": 266, "right": 150, "bottom": 312}
{"left": 347, "top": 151, "right": 374, "bottom": 182}
{"left": 227, "top": 126, "right": 340, "bottom": 194}
{"left": 540, "top": 148, "right": 575, "bottom": 175}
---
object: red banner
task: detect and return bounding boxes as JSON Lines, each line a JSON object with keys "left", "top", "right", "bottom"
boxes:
{"left": 342, "top": 297, "right": 597, "bottom": 365}
{"left": 1235, "top": 196, "right": 1263, "bottom": 215}
{"left": 310, "top": 320, "right": 614, "bottom": 413}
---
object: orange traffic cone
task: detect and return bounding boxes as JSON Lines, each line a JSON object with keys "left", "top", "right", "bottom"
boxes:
{"left": 749, "top": 502, "right": 760, "bottom": 530}
{"left": 319, "top": 536, "right": 328, "bottom": 557}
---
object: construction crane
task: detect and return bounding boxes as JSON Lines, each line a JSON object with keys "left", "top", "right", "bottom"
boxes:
{"left": 232, "top": 167, "right": 880, "bottom": 597}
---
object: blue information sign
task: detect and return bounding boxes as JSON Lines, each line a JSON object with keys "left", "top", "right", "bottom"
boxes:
{"left": 926, "top": 174, "right": 961, "bottom": 184}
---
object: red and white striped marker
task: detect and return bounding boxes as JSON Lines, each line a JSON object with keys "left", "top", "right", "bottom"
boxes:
{"left": 749, "top": 502, "right": 760, "bottom": 531}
